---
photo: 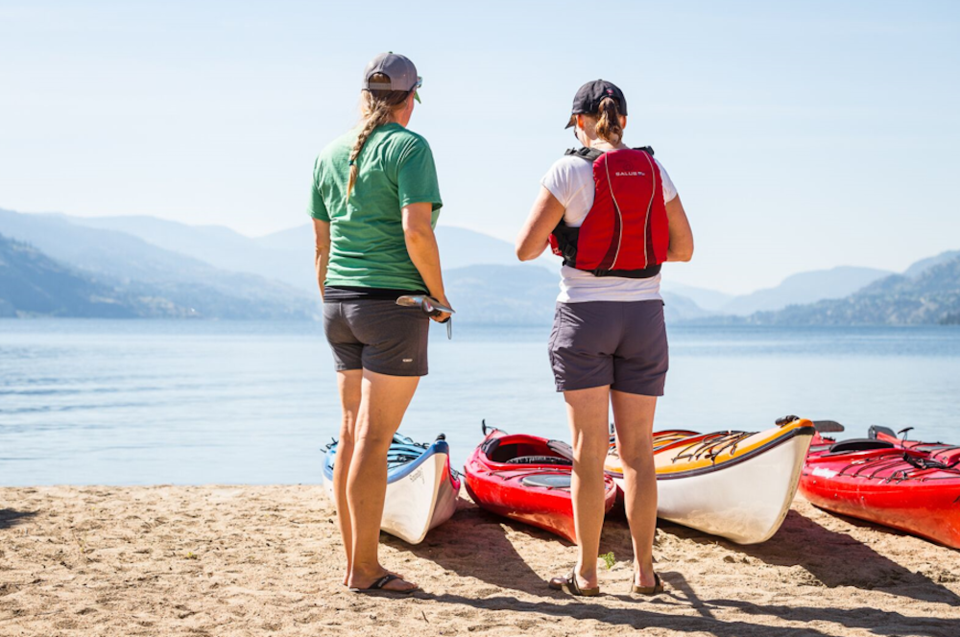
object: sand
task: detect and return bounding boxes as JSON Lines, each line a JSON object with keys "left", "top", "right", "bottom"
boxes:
{"left": 1, "top": 486, "right": 958, "bottom": 637}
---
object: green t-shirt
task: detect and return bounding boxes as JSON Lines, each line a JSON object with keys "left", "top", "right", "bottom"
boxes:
{"left": 308, "top": 123, "right": 442, "bottom": 291}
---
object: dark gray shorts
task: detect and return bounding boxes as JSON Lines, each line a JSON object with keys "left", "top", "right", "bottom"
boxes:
{"left": 548, "top": 300, "right": 668, "bottom": 396}
{"left": 322, "top": 300, "right": 430, "bottom": 376}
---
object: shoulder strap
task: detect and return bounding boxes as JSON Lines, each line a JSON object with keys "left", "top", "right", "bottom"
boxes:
{"left": 565, "top": 146, "right": 653, "bottom": 161}
{"left": 564, "top": 147, "right": 604, "bottom": 162}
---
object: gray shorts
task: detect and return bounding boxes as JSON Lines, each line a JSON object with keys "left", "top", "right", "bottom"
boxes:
{"left": 548, "top": 300, "right": 668, "bottom": 396}
{"left": 322, "top": 300, "right": 430, "bottom": 376}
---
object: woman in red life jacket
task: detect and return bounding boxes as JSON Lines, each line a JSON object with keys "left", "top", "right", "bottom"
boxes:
{"left": 516, "top": 80, "right": 693, "bottom": 596}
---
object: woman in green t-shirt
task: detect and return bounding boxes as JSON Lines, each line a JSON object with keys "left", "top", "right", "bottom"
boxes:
{"left": 308, "top": 53, "right": 450, "bottom": 594}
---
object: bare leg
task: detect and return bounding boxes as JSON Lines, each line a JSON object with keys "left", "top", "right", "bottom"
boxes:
{"left": 563, "top": 385, "right": 611, "bottom": 591}
{"left": 345, "top": 369, "right": 420, "bottom": 592}
{"left": 332, "top": 370, "right": 361, "bottom": 585}
{"left": 611, "top": 390, "right": 658, "bottom": 588}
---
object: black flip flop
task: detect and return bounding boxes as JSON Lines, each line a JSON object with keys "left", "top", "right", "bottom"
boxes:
{"left": 548, "top": 570, "right": 600, "bottom": 597}
{"left": 348, "top": 573, "right": 418, "bottom": 595}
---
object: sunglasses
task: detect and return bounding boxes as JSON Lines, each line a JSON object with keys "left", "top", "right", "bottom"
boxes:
{"left": 413, "top": 76, "right": 423, "bottom": 103}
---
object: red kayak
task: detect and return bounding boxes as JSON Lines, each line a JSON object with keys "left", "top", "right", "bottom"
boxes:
{"left": 869, "top": 425, "right": 960, "bottom": 464}
{"left": 800, "top": 423, "right": 960, "bottom": 549}
{"left": 463, "top": 422, "right": 617, "bottom": 543}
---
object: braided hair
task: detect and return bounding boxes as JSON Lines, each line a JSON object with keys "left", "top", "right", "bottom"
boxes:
{"left": 347, "top": 73, "right": 413, "bottom": 201}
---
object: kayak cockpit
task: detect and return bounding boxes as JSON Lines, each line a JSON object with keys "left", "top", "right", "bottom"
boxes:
{"left": 483, "top": 434, "right": 573, "bottom": 466}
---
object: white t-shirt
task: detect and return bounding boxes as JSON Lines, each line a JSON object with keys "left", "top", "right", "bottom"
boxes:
{"left": 541, "top": 151, "right": 678, "bottom": 303}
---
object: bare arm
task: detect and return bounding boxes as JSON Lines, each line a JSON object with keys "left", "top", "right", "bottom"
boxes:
{"left": 313, "top": 219, "right": 331, "bottom": 299}
{"left": 516, "top": 186, "right": 565, "bottom": 261}
{"left": 665, "top": 195, "right": 694, "bottom": 262}
{"left": 402, "top": 202, "right": 450, "bottom": 322}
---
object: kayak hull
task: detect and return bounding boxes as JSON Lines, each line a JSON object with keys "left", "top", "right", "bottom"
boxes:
{"left": 322, "top": 436, "right": 460, "bottom": 545}
{"left": 464, "top": 430, "right": 616, "bottom": 544}
{"left": 607, "top": 419, "right": 815, "bottom": 544}
{"left": 800, "top": 432, "right": 960, "bottom": 549}
{"left": 654, "top": 432, "right": 810, "bottom": 544}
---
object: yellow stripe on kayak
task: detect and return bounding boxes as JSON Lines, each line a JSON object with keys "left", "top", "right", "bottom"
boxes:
{"left": 605, "top": 418, "right": 814, "bottom": 477}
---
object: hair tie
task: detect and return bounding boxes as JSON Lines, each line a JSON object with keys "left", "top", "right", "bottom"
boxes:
{"left": 348, "top": 160, "right": 355, "bottom": 166}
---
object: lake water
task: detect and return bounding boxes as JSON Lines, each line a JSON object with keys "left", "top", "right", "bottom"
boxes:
{"left": 2, "top": 320, "right": 959, "bottom": 486}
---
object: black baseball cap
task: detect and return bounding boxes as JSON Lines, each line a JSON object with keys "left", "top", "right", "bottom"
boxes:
{"left": 565, "top": 79, "right": 628, "bottom": 128}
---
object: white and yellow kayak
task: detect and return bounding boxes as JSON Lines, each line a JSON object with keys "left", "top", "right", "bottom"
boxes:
{"left": 605, "top": 417, "right": 815, "bottom": 544}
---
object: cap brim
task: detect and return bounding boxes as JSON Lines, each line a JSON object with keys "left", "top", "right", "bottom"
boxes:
{"left": 564, "top": 115, "right": 576, "bottom": 129}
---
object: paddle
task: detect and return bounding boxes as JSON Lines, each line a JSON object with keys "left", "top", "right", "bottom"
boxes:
{"left": 812, "top": 420, "right": 845, "bottom": 434}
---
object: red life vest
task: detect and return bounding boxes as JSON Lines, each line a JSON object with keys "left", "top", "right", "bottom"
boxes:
{"left": 549, "top": 146, "right": 669, "bottom": 278}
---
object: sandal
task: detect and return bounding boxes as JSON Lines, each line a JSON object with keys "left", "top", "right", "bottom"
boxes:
{"left": 548, "top": 570, "right": 600, "bottom": 597}
{"left": 631, "top": 573, "right": 664, "bottom": 596}
{"left": 348, "top": 573, "right": 418, "bottom": 595}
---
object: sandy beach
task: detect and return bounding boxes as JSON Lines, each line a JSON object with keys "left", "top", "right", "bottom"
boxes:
{"left": 1, "top": 486, "right": 958, "bottom": 637}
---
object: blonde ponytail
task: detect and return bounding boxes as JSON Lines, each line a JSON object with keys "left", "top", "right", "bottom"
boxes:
{"left": 346, "top": 73, "right": 412, "bottom": 201}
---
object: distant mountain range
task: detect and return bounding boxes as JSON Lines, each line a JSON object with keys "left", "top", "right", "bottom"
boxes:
{"left": 0, "top": 233, "right": 187, "bottom": 318}
{"left": 54, "top": 215, "right": 553, "bottom": 293}
{"left": 716, "top": 266, "right": 893, "bottom": 316}
{"left": 445, "top": 264, "right": 716, "bottom": 325}
{"left": 0, "top": 209, "right": 318, "bottom": 319}
{"left": 745, "top": 253, "right": 960, "bottom": 326}
{"left": 1, "top": 206, "right": 957, "bottom": 325}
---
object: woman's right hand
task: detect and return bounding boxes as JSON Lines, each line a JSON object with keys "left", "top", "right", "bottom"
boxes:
{"left": 430, "top": 294, "right": 452, "bottom": 323}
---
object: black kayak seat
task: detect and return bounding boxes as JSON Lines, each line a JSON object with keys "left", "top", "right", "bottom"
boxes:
{"left": 829, "top": 438, "right": 895, "bottom": 454}
{"left": 506, "top": 455, "right": 572, "bottom": 466}
{"left": 521, "top": 474, "right": 572, "bottom": 489}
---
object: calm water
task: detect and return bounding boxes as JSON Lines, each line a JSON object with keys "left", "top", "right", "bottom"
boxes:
{"left": 1, "top": 320, "right": 959, "bottom": 485}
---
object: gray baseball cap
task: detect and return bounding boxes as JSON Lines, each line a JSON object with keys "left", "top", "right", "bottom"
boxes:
{"left": 363, "top": 52, "right": 422, "bottom": 102}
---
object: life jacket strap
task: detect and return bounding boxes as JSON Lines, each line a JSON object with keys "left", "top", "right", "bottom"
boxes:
{"left": 564, "top": 146, "right": 655, "bottom": 161}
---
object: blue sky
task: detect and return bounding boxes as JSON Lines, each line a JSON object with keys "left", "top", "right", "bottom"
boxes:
{"left": 1, "top": 1, "right": 958, "bottom": 293}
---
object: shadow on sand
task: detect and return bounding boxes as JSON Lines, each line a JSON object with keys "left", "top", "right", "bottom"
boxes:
{"left": 384, "top": 498, "right": 560, "bottom": 597}
{"left": 416, "top": 588, "right": 842, "bottom": 637}
{"left": 655, "top": 509, "right": 960, "bottom": 606}
{"left": 400, "top": 501, "right": 958, "bottom": 636}
{"left": 0, "top": 509, "right": 36, "bottom": 530}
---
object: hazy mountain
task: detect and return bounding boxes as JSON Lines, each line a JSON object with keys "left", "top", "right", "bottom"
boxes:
{"left": 53, "top": 213, "right": 318, "bottom": 292}
{"left": 747, "top": 253, "right": 960, "bottom": 325}
{"left": 661, "top": 292, "right": 715, "bottom": 322}
{"left": 435, "top": 226, "right": 555, "bottom": 271}
{"left": 0, "top": 209, "right": 318, "bottom": 319}
{"left": 1, "top": 207, "right": 713, "bottom": 323}
{"left": 902, "top": 250, "right": 960, "bottom": 279}
{"left": 445, "top": 265, "right": 558, "bottom": 325}
{"left": 719, "top": 266, "right": 893, "bottom": 316}
{"left": 256, "top": 224, "right": 312, "bottom": 252}
{"left": 0, "top": 233, "right": 189, "bottom": 318}
{"left": 659, "top": 281, "right": 733, "bottom": 312}
{"left": 57, "top": 215, "right": 555, "bottom": 292}
{"left": 28, "top": 206, "right": 952, "bottom": 326}
{"left": 445, "top": 264, "right": 710, "bottom": 325}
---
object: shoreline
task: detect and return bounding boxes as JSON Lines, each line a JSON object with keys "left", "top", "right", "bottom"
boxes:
{"left": 1, "top": 486, "right": 958, "bottom": 636}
